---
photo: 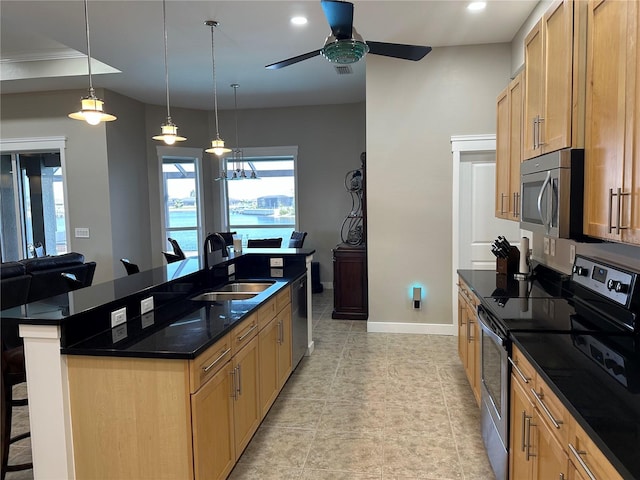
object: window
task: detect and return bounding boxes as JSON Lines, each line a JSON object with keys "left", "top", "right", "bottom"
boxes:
{"left": 158, "top": 147, "right": 204, "bottom": 258}
{"left": 0, "top": 145, "right": 68, "bottom": 261}
{"left": 222, "top": 146, "right": 298, "bottom": 243}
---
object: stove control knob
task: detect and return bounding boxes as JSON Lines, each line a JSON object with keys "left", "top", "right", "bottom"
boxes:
{"left": 573, "top": 265, "right": 588, "bottom": 276}
{"left": 607, "top": 280, "right": 629, "bottom": 293}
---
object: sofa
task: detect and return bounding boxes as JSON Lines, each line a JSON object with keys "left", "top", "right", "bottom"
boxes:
{"left": 0, "top": 253, "right": 96, "bottom": 309}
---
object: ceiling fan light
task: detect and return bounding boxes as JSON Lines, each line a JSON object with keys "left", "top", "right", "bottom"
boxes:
{"left": 206, "top": 138, "right": 231, "bottom": 156}
{"left": 153, "top": 122, "right": 187, "bottom": 145}
{"left": 69, "top": 94, "right": 117, "bottom": 125}
{"left": 321, "top": 37, "right": 369, "bottom": 64}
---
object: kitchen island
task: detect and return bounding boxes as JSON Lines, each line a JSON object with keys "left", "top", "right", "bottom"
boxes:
{"left": 1, "top": 248, "right": 314, "bottom": 479}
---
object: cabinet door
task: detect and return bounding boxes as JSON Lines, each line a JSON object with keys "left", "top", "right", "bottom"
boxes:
{"left": 466, "top": 302, "right": 480, "bottom": 405}
{"left": 584, "top": 0, "right": 629, "bottom": 240}
{"left": 276, "top": 303, "right": 292, "bottom": 389}
{"left": 509, "top": 72, "right": 524, "bottom": 219}
{"left": 510, "top": 375, "right": 535, "bottom": 480}
{"left": 332, "top": 246, "right": 367, "bottom": 319}
{"left": 258, "top": 317, "right": 279, "bottom": 417}
{"left": 532, "top": 408, "right": 569, "bottom": 480}
{"left": 496, "top": 86, "right": 511, "bottom": 219}
{"left": 524, "top": 19, "right": 544, "bottom": 160}
{"left": 191, "top": 362, "right": 235, "bottom": 480}
{"left": 542, "top": 0, "right": 574, "bottom": 153}
{"left": 233, "top": 335, "right": 261, "bottom": 458}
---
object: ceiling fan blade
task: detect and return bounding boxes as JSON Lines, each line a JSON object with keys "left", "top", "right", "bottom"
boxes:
{"left": 321, "top": 0, "right": 353, "bottom": 40}
{"left": 367, "top": 42, "right": 432, "bottom": 61}
{"left": 265, "top": 50, "right": 322, "bottom": 70}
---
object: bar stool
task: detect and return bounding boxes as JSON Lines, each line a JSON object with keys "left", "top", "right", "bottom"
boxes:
{"left": 1, "top": 345, "right": 32, "bottom": 480}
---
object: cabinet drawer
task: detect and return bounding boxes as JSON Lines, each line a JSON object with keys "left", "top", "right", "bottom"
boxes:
{"left": 190, "top": 333, "right": 232, "bottom": 393}
{"left": 232, "top": 313, "right": 258, "bottom": 355}
{"left": 257, "top": 298, "right": 277, "bottom": 331}
{"left": 509, "top": 346, "right": 536, "bottom": 389}
{"left": 276, "top": 286, "right": 291, "bottom": 312}
{"left": 530, "top": 376, "right": 569, "bottom": 447}
{"left": 458, "top": 277, "right": 479, "bottom": 308}
{"left": 569, "top": 420, "right": 623, "bottom": 480}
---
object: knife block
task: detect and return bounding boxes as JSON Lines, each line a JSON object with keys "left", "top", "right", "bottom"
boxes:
{"left": 496, "top": 247, "right": 520, "bottom": 275}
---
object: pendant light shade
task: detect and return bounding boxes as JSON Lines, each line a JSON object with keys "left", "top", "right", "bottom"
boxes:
{"left": 68, "top": 0, "right": 116, "bottom": 125}
{"left": 204, "top": 20, "right": 231, "bottom": 156}
{"left": 152, "top": 0, "right": 186, "bottom": 144}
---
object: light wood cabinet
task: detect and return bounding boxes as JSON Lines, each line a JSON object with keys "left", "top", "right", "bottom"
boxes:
{"left": 457, "top": 277, "right": 480, "bottom": 406}
{"left": 584, "top": 0, "right": 640, "bottom": 245}
{"left": 259, "top": 299, "right": 292, "bottom": 417}
{"left": 67, "top": 286, "right": 297, "bottom": 480}
{"left": 509, "top": 345, "right": 622, "bottom": 480}
{"left": 523, "top": 0, "right": 585, "bottom": 160}
{"left": 496, "top": 72, "right": 524, "bottom": 220}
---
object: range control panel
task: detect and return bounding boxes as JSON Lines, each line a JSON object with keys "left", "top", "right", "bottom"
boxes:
{"left": 571, "top": 255, "right": 637, "bottom": 307}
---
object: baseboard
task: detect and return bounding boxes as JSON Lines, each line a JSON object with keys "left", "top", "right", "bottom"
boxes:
{"left": 366, "top": 321, "right": 455, "bottom": 336}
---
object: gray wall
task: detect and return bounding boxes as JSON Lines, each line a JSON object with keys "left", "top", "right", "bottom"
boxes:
{"left": 366, "top": 43, "right": 512, "bottom": 327}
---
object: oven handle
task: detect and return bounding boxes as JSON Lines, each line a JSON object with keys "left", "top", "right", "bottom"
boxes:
{"left": 477, "top": 306, "right": 506, "bottom": 347}
{"left": 537, "top": 170, "right": 552, "bottom": 234}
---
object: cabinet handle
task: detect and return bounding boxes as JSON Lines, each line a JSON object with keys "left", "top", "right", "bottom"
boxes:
{"left": 202, "top": 348, "right": 231, "bottom": 373}
{"left": 230, "top": 368, "right": 237, "bottom": 400}
{"left": 608, "top": 188, "right": 616, "bottom": 234}
{"left": 569, "top": 443, "right": 597, "bottom": 480}
{"left": 237, "top": 364, "right": 242, "bottom": 396}
{"left": 520, "top": 410, "right": 527, "bottom": 452}
{"left": 500, "top": 193, "right": 508, "bottom": 215}
{"left": 513, "top": 192, "right": 520, "bottom": 218}
{"left": 559, "top": 474, "right": 565, "bottom": 480}
{"left": 237, "top": 323, "right": 257, "bottom": 343}
{"left": 533, "top": 117, "right": 538, "bottom": 150}
{"left": 467, "top": 318, "right": 474, "bottom": 342}
{"left": 531, "top": 388, "right": 563, "bottom": 428}
{"left": 618, "top": 188, "right": 631, "bottom": 232}
{"left": 537, "top": 116, "right": 545, "bottom": 146}
{"left": 277, "top": 320, "right": 282, "bottom": 344}
{"left": 525, "top": 416, "right": 535, "bottom": 461}
{"left": 508, "top": 357, "right": 531, "bottom": 383}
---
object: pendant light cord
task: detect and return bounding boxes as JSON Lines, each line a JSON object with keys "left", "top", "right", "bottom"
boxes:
{"left": 210, "top": 25, "right": 221, "bottom": 138}
{"left": 84, "top": 0, "right": 94, "bottom": 93}
{"left": 162, "top": 0, "right": 171, "bottom": 120}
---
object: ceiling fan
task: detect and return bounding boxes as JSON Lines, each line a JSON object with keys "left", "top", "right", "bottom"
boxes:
{"left": 265, "top": 0, "right": 432, "bottom": 70}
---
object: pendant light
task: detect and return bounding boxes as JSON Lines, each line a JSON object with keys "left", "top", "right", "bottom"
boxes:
{"left": 68, "top": 0, "right": 116, "bottom": 125}
{"left": 204, "top": 21, "right": 231, "bottom": 156}
{"left": 152, "top": 0, "right": 186, "bottom": 145}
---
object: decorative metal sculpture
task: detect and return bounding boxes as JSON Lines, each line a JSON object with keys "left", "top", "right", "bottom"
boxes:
{"left": 340, "top": 166, "right": 364, "bottom": 245}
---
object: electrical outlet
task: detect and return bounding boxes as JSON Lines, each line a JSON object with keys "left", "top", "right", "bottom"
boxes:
{"left": 544, "top": 237, "right": 550, "bottom": 255}
{"left": 227, "top": 264, "right": 235, "bottom": 276}
{"left": 269, "top": 257, "right": 284, "bottom": 267}
{"left": 569, "top": 245, "right": 576, "bottom": 264}
{"left": 111, "top": 324, "right": 128, "bottom": 343}
{"left": 110, "top": 307, "right": 127, "bottom": 328}
{"left": 270, "top": 268, "right": 284, "bottom": 278}
{"left": 74, "top": 227, "right": 90, "bottom": 238}
{"left": 550, "top": 238, "right": 556, "bottom": 257}
{"left": 141, "top": 312, "right": 155, "bottom": 329}
{"left": 141, "top": 296, "right": 154, "bottom": 315}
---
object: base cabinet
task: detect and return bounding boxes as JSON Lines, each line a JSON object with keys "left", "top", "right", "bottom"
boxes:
{"left": 332, "top": 244, "right": 368, "bottom": 320}
{"left": 67, "top": 288, "right": 294, "bottom": 480}
{"left": 457, "top": 277, "right": 480, "bottom": 406}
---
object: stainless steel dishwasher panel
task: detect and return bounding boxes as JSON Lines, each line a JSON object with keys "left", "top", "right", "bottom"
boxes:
{"left": 291, "top": 274, "right": 308, "bottom": 368}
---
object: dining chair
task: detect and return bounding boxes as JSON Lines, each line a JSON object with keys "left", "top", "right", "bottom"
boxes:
{"left": 120, "top": 258, "right": 140, "bottom": 275}
{"left": 163, "top": 238, "right": 186, "bottom": 264}
{"left": 288, "top": 231, "right": 307, "bottom": 248}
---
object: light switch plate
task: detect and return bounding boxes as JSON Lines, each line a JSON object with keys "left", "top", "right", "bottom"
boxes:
{"left": 228, "top": 264, "right": 236, "bottom": 276}
{"left": 543, "top": 237, "right": 550, "bottom": 255}
{"left": 550, "top": 238, "right": 556, "bottom": 257}
{"left": 141, "top": 297, "right": 154, "bottom": 315}
{"left": 569, "top": 245, "right": 576, "bottom": 264}
{"left": 141, "top": 312, "right": 155, "bottom": 329}
{"left": 270, "top": 257, "right": 284, "bottom": 267}
{"left": 111, "top": 324, "right": 128, "bottom": 343}
{"left": 75, "top": 227, "right": 90, "bottom": 238}
{"left": 270, "top": 268, "right": 284, "bottom": 278}
{"left": 110, "top": 307, "right": 127, "bottom": 328}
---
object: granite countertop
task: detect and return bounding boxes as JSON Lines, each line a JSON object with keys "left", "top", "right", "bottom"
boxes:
{"left": 458, "top": 267, "right": 640, "bottom": 479}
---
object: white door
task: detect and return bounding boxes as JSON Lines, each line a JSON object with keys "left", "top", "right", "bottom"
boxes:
{"left": 458, "top": 156, "right": 521, "bottom": 270}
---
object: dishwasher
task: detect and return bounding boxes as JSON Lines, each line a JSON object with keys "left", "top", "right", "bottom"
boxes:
{"left": 290, "top": 273, "right": 308, "bottom": 368}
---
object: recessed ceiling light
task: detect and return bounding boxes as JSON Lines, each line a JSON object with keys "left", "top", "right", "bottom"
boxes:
{"left": 467, "top": 2, "right": 486, "bottom": 11}
{"left": 291, "top": 16, "right": 308, "bottom": 26}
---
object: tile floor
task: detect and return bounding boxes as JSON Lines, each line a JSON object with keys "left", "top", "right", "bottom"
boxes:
{"left": 6, "top": 290, "right": 494, "bottom": 480}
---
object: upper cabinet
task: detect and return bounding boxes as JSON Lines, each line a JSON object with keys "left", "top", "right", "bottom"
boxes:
{"left": 496, "top": 72, "right": 524, "bottom": 221}
{"left": 584, "top": 0, "right": 640, "bottom": 244}
{"left": 523, "top": 0, "right": 585, "bottom": 160}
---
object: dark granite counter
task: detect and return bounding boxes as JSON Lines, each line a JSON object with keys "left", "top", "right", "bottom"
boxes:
{"left": 458, "top": 267, "right": 640, "bottom": 479}
{"left": 512, "top": 332, "right": 640, "bottom": 480}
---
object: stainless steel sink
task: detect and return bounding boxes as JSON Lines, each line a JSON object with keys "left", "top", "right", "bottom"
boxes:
{"left": 212, "top": 281, "right": 275, "bottom": 293}
{"left": 189, "top": 281, "right": 275, "bottom": 302}
{"left": 190, "top": 292, "right": 259, "bottom": 302}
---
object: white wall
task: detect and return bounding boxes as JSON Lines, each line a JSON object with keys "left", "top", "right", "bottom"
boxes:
{"left": 366, "top": 43, "right": 511, "bottom": 329}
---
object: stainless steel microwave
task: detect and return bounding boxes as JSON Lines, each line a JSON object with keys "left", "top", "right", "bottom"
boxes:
{"left": 519, "top": 148, "right": 584, "bottom": 238}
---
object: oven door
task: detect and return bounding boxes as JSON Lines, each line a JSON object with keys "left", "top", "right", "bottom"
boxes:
{"left": 520, "top": 168, "right": 560, "bottom": 237}
{"left": 477, "top": 306, "right": 509, "bottom": 480}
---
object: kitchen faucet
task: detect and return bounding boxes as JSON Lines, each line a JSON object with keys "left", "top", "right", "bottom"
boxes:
{"left": 204, "top": 232, "right": 228, "bottom": 270}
